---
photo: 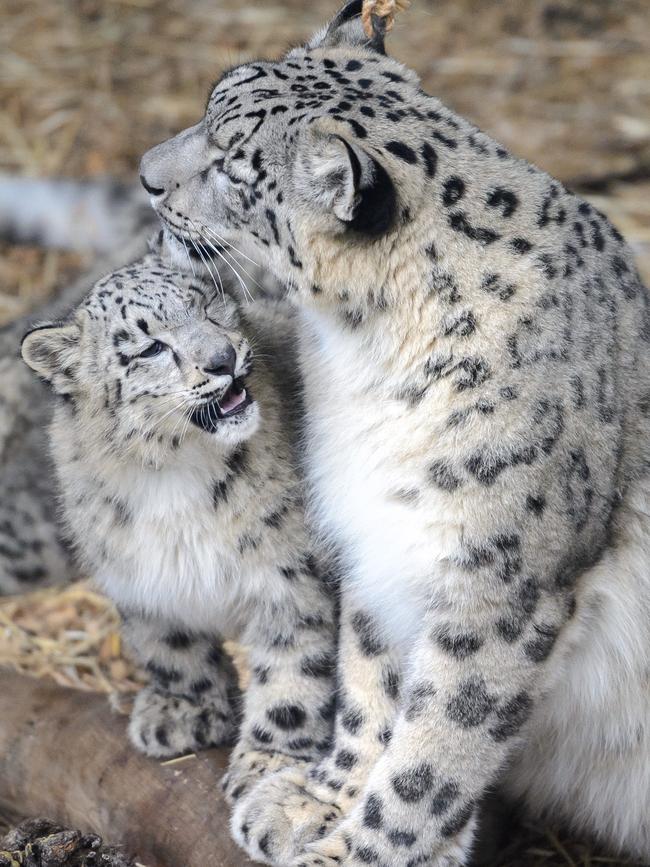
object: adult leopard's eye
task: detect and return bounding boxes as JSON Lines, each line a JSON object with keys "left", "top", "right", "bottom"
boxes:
{"left": 138, "top": 340, "right": 166, "bottom": 359}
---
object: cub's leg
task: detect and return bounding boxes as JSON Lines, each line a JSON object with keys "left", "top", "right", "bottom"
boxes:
{"left": 223, "top": 563, "right": 339, "bottom": 806}
{"left": 121, "top": 611, "right": 239, "bottom": 758}
{"left": 231, "top": 599, "right": 401, "bottom": 865}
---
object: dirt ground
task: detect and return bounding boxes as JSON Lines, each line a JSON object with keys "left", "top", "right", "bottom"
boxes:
{"left": 0, "top": 1, "right": 649, "bottom": 865}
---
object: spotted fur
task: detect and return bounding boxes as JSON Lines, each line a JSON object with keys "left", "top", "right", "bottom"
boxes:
{"left": 141, "top": 2, "right": 650, "bottom": 863}
{"left": 21, "top": 247, "right": 338, "bottom": 779}
{"left": 0, "top": 234, "right": 153, "bottom": 597}
{"left": 0, "top": 177, "right": 284, "bottom": 598}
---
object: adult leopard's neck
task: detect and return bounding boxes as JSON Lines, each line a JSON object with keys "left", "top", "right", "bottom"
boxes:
{"left": 294, "top": 223, "right": 453, "bottom": 394}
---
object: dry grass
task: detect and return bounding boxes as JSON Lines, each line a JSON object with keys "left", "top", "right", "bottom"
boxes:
{"left": 0, "top": 580, "right": 144, "bottom": 697}
{"left": 0, "top": 580, "right": 247, "bottom": 702}
{"left": 0, "top": 244, "right": 89, "bottom": 323}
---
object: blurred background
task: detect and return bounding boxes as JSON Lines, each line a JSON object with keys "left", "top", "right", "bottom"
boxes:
{"left": 0, "top": 1, "right": 649, "bottom": 864}
{"left": 0, "top": 0, "right": 649, "bottom": 322}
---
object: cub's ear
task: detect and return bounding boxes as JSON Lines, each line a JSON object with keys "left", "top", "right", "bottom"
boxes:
{"left": 21, "top": 321, "right": 81, "bottom": 394}
{"left": 308, "top": 1, "right": 386, "bottom": 54}
{"left": 295, "top": 126, "right": 396, "bottom": 237}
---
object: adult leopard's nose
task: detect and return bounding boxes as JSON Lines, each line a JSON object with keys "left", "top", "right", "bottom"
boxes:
{"left": 139, "top": 174, "right": 165, "bottom": 197}
{"left": 139, "top": 121, "right": 211, "bottom": 202}
{"left": 139, "top": 143, "right": 172, "bottom": 200}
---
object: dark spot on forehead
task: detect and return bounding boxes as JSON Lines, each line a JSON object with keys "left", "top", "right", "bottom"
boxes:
{"left": 442, "top": 176, "right": 466, "bottom": 207}
{"left": 385, "top": 141, "right": 418, "bottom": 164}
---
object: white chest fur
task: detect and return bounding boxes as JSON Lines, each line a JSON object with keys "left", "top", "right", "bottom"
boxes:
{"left": 299, "top": 309, "right": 455, "bottom": 651}
{"left": 61, "top": 437, "right": 274, "bottom": 638}
{"left": 99, "top": 461, "right": 240, "bottom": 633}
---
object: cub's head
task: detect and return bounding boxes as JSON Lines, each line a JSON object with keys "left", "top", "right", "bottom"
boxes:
{"left": 21, "top": 253, "right": 259, "bottom": 454}
{"left": 140, "top": 0, "right": 424, "bottom": 304}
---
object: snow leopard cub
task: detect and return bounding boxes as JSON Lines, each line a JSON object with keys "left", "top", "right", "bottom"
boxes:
{"left": 21, "top": 244, "right": 337, "bottom": 778}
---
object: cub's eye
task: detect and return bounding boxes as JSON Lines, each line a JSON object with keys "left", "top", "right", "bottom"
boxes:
{"left": 138, "top": 340, "right": 166, "bottom": 359}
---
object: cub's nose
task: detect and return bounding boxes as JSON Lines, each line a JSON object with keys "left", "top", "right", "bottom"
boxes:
{"left": 203, "top": 345, "right": 236, "bottom": 378}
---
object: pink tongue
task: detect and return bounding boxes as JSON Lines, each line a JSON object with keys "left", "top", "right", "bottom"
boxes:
{"left": 220, "top": 388, "right": 246, "bottom": 414}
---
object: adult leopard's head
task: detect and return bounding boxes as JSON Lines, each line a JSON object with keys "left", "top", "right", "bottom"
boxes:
{"left": 140, "top": 1, "right": 429, "bottom": 308}
{"left": 21, "top": 251, "right": 258, "bottom": 457}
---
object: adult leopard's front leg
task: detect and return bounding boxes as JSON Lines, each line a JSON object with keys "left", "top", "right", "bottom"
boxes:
{"left": 231, "top": 597, "right": 402, "bottom": 865}
{"left": 296, "top": 577, "right": 573, "bottom": 866}
{"left": 121, "top": 611, "right": 239, "bottom": 758}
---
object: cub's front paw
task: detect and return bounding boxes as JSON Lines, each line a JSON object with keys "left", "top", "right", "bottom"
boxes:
{"left": 223, "top": 747, "right": 299, "bottom": 804}
{"left": 128, "top": 684, "right": 236, "bottom": 758}
{"left": 231, "top": 765, "right": 342, "bottom": 866}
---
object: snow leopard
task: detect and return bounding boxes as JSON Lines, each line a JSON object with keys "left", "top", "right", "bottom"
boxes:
{"left": 139, "top": 1, "right": 650, "bottom": 863}
{"left": 0, "top": 233, "right": 149, "bottom": 597}
{"left": 0, "top": 176, "right": 282, "bottom": 596}
{"left": 0, "top": 176, "right": 158, "bottom": 596}
{"left": 20, "top": 245, "right": 338, "bottom": 772}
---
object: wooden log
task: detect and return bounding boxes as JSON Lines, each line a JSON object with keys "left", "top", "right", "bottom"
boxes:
{"left": 0, "top": 671, "right": 254, "bottom": 867}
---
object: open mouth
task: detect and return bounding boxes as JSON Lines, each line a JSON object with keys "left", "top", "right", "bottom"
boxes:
{"left": 190, "top": 379, "right": 252, "bottom": 433}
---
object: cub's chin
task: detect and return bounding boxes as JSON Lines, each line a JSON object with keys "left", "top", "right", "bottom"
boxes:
{"left": 190, "top": 380, "right": 253, "bottom": 432}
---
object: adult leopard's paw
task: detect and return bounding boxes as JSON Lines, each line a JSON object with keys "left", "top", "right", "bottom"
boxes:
{"left": 222, "top": 747, "right": 298, "bottom": 804}
{"left": 128, "top": 684, "right": 236, "bottom": 758}
{"left": 296, "top": 810, "right": 476, "bottom": 867}
{"left": 230, "top": 765, "right": 342, "bottom": 866}
{"left": 293, "top": 856, "right": 344, "bottom": 867}
{"left": 292, "top": 828, "right": 349, "bottom": 866}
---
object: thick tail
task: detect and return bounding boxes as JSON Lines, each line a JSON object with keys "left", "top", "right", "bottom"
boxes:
{"left": 0, "top": 174, "right": 155, "bottom": 253}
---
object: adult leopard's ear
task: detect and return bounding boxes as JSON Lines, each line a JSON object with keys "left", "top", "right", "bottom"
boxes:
{"left": 295, "top": 123, "right": 397, "bottom": 237}
{"left": 308, "top": 0, "right": 386, "bottom": 54}
{"left": 21, "top": 321, "right": 81, "bottom": 395}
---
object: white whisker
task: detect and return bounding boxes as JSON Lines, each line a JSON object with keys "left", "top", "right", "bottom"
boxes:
{"left": 168, "top": 401, "right": 193, "bottom": 446}
{"left": 194, "top": 227, "right": 228, "bottom": 303}
{"left": 198, "top": 230, "right": 254, "bottom": 303}
{"left": 202, "top": 226, "right": 266, "bottom": 298}
{"left": 178, "top": 401, "right": 195, "bottom": 445}
{"left": 190, "top": 235, "right": 224, "bottom": 303}
{"left": 181, "top": 235, "right": 197, "bottom": 277}
{"left": 203, "top": 226, "right": 261, "bottom": 269}
{"left": 140, "top": 398, "right": 192, "bottom": 463}
{"left": 189, "top": 222, "right": 227, "bottom": 304}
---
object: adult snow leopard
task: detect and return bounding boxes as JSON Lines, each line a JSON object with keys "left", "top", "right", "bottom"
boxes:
{"left": 140, "top": 1, "right": 650, "bottom": 863}
{"left": 21, "top": 245, "right": 338, "bottom": 771}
